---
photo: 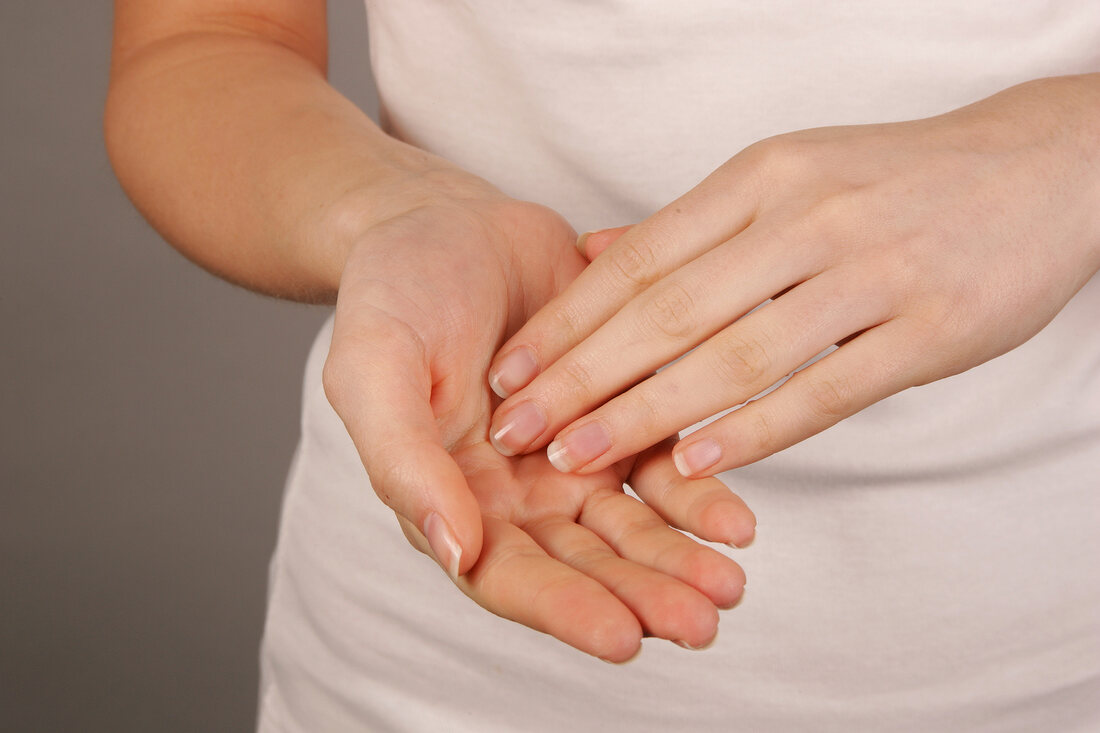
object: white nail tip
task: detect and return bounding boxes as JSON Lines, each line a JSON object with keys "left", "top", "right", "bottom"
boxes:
{"left": 672, "top": 451, "right": 693, "bottom": 478}
{"left": 488, "top": 372, "right": 508, "bottom": 400}
{"left": 546, "top": 441, "right": 571, "bottom": 473}
{"left": 424, "top": 513, "right": 463, "bottom": 581}
{"left": 446, "top": 552, "right": 461, "bottom": 582}
{"left": 491, "top": 421, "right": 517, "bottom": 456}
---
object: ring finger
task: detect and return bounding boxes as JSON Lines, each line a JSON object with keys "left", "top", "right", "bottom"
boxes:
{"left": 541, "top": 269, "right": 892, "bottom": 474}
{"left": 489, "top": 219, "right": 825, "bottom": 458}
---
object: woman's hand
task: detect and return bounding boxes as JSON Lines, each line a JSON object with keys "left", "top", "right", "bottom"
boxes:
{"left": 106, "top": 0, "right": 754, "bottom": 662}
{"left": 324, "top": 192, "right": 754, "bottom": 661}
{"left": 485, "top": 74, "right": 1100, "bottom": 477}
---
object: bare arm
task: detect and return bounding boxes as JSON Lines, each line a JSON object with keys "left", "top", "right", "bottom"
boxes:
{"left": 105, "top": 0, "right": 463, "bottom": 302}
{"left": 104, "top": 0, "right": 755, "bottom": 659}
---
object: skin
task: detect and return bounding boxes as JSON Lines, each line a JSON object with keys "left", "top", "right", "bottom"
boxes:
{"left": 105, "top": 0, "right": 755, "bottom": 661}
{"left": 486, "top": 75, "right": 1100, "bottom": 478}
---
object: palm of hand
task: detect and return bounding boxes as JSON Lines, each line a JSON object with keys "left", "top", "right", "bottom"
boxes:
{"left": 326, "top": 200, "right": 752, "bottom": 660}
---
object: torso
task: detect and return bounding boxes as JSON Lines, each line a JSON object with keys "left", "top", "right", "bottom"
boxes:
{"left": 258, "top": 3, "right": 1100, "bottom": 730}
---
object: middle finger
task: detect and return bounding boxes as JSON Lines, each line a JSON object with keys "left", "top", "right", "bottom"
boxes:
{"left": 542, "top": 268, "right": 891, "bottom": 474}
{"left": 489, "top": 218, "right": 824, "bottom": 458}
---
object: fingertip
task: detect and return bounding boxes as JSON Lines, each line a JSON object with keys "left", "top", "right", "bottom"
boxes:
{"left": 489, "top": 400, "right": 549, "bottom": 457}
{"left": 403, "top": 449, "right": 484, "bottom": 577}
{"left": 544, "top": 421, "right": 613, "bottom": 474}
{"left": 720, "top": 566, "right": 747, "bottom": 610}
{"left": 671, "top": 599, "right": 720, "bottom": 651}
{"left": 717, "top": 583, "right": 747, "bottom": 611}
{"left": 577, "top": 225, "right": 632, "bottom": 261}
{"left": 421, "top": 506, "right": 483, "bottom": 579}
{"left": 545, "top": 577, "right": 643, "bottom": 663}
{"left": 423, "top": 512, "right": 463, "bottom": 579}
{"left": 672, "top": 438, "right": 723, "bottom": 479}
{"left": 451, "top": 503, "right": 485, "bottom": 578}
{"left": 697, "top": 497, "right": 756, "bottom": 549}
{"left": 681, "top": 544, "right": 747, "bottom": 610}
{"left": 592, "top": 622, "right": 644, "bottom": 664}
{"left": 575, "top": 231, "right": 594, "bottom": 259}
{"left": 675, "top": 627, "right": 719, "bottom": 651}
{"left": 488, "top": 371, "right": 508, "bottom": 400}
{"left": 487, "top": 346, "right": 539, "bottom": 400}
{"left": 726, "top": 518, "right": 756, "bottom": 549}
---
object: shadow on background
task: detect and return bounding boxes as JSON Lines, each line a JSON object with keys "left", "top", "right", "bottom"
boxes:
{"left": 0, "top": 2, "right": 378, "bottom": 731}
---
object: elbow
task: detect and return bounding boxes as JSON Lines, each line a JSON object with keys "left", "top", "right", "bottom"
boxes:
{"left": 102, "top": 81, "right": 128, "bottom": 188}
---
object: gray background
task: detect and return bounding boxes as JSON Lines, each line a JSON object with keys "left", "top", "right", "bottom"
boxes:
{"left": 1, "top": 2, "right": 378, "bottom": 731}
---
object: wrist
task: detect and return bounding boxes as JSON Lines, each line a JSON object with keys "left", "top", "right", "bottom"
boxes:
{"left": 1051, "top": 73, "right": 1100, "bottom": 271}
{"left": 955, "top": 73, "right": 1100, "bottom": 273}
{"left": 313, "top": 140, "right": 509, "bottom": 299}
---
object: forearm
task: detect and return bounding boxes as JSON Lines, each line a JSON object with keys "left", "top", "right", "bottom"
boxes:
{"left": 105, "top": 28, "right": 458, "bottom": 303}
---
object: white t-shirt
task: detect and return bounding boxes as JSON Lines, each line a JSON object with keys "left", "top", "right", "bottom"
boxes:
{"left": 258, "top": 3, "right": 1100, "bottom": 731}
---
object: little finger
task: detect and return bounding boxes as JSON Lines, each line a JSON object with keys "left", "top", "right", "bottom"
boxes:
{"left": 672, "top": 319, "right": 923, "bottom": 475}
{"left": 459, "top": 515, "right": 644, "bottom": 662}
{"left": 629, "top": 439, "right": 756, "bottom": 548}
{"left": 525, "top": 512, "right": 719, "bottom": 647}
{"left": 578, "top": 490, "right": 747, "bottom": 613}
{"left": 545, "top": 271, "right": 891, "bottom": 474}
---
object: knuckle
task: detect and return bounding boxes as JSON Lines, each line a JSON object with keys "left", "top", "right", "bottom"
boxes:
{"left": 750, "top": 135, "right": 814, "bottom": 183}
{"left": 804, "top": 372, "right": 854, "bottom": 423}
{"left": 744, "top": 410, "right": 776, "bottom": 456}
{"left": 366, "top": 452, "right": 414, "bottom": 508}
{"left": 605, "top": 237, "right": 660, "bottom": 291}
{"left": 807, "top": 191, "right": 861, "bottom": 241}
{"left": 904, "top": 284, "right": 968, "bottom": 344}
{"left": 711, "top": 333, "right": 773, "bottom": 388}
{"left": 638, "top": 281, "right": 698, "bottom": 341}
{"left": 547, "top": 299, "right": 587, "bottom": 345}
{"left": 560, "top": 545, "right": 613, "bottom": 570}
{"left": 557, "top": 355, "right": 597, "bottom": 400}
{"left": 646, "top": 470, "right": 681, "bottom": 509}
{"left": 628, "top": 386, "right": 666, "bottom": 434}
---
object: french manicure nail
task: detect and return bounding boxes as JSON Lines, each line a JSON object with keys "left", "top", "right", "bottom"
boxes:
{"left": 424, "top": 512, "right": 461, "bottom": 580}
{"left": 546, "top": 421, "right": 612, "bottom": 473}
{"left": 673, "top": 438, "right": 722, "bottom": 477}
{"left": 489, "top": 347, "right": 538, "bottom": 399}
{"left": 490, "top": 400, "right": 547, "bottom": 456}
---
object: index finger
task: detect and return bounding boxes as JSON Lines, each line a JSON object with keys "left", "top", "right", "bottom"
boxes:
{"left": 486, "top": 164, "right": 759, "bottom": 399}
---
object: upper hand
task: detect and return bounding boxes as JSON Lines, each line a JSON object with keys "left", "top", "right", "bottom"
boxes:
{"left": 485, "top": 74, "right": 1100, "bottom": 477}
{"left": 323, "top": 186, "right": 754, "bottom": 661}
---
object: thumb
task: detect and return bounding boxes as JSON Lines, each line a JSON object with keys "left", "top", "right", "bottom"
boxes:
{"left": 323, "top": 311, "right": 483, "bottom": 579}
{"left": 575, "top": 225, "right": 633, "bottom": 261}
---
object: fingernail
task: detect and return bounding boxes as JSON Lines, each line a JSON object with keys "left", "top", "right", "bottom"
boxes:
{"left": 489, "top": 347, "right": 538, "bottom": 399}
{"left": 673, "top": 438, "right": 722, "bottom": 477}
{"left": 727, "top": 526, "right": 755, "bottom": 550}
{"left": 575, "top": 231, "right": 595, "bottom": 258}
{"left": 674, "top": 636, "right": 716, "bottom": 651}
{"left": 546, "top": 422, "right": 612, "bottom": 473}
{"left": 424, "top": 512, "right": 461, "bottom": 580}
{"left": 490, "top": 401, "right": 547, "bottom": 456}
